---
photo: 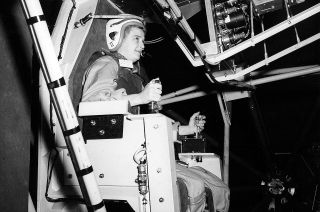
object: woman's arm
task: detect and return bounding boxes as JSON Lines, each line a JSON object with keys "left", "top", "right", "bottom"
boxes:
{"left": 178, "top": 112, "right": 206, "bottom": 136}
{"left": 81, "top": 57, "right": 162, "bottom": 106}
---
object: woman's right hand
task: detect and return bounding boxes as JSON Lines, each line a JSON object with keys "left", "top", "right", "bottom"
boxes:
{"left": 138, "top": 78, "right": 162, "bottom": 104}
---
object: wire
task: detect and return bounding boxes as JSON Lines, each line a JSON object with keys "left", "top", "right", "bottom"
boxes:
{"left": 133, "top": 146, "right": 147, "bottom": 164}
{"left": 58, "top": 0, "right": 76, "bottom": 60}
{"left": 45, "top": 98, "right": 85, "bottom": 203}
{"left": 144, "top": 37, "right": 165, "bottom": 44}
{"left": 93, "top": 14, "right": 144, "bottom": 22}
{"left": 44, "top": 147, "right": 85, "bottom": 203}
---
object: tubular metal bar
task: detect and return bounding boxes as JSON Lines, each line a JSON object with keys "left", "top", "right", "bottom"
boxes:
{"left": 250, "top": 0, "right": 254, "bottom": 38}
{"left": 160, "top": 91, "right": 208, "bottom": 105}
{"left": 161, "top": 85, "right": 199, "bottom": 100}
{"left": 260, "top": 17, "right": 269, "bottom": 65}
{"left": 249, "top": 65, "right": 319, "bottom": 76}
{"left": 19, "top": 0, "right": 107, "bottom": 211}
{"left": 160, "top": 65, "right": 320, "bottom": 106}
{"left": 161, "top": 66, "right": 320, "bottom": 105}
{"left": 166, "top": 0, "right": 205, "bottom": 58}
{"left": 247, "top": 65, "right": 320, "bottom": 85}
{"left": 165, "top": 0, "right": 220, "bottom": 83}
{"left": 216, "top": 32, "right": 320, "bottom": 81}
{"left": 217, "top": 94, "right": 231, "bottom": 185}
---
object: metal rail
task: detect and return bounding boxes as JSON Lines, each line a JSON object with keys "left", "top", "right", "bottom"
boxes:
{"left": 19, "top": 0, "right": 107, "bottom": 211}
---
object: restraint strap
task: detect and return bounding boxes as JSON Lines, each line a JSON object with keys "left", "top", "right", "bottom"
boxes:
{"left": 76, "top": 165, "right": 93, "bottom": 177}
{"left": 87, "top": 200, "right": 105, "bottom": 212}
{"left": 63, "top": 125, "right": 81, "bottom": 137}
{"left": 47, "top": 77, "right": 66, "bottom": 89}
{"left": 27, "top": 15, "right": 46, "bottom": 25}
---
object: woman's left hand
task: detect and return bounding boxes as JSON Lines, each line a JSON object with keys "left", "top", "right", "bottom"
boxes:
{"left": 189, "top": 112, "right": 206, "bottom": 133}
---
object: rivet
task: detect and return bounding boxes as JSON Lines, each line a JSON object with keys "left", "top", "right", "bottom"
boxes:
{"left": 99, "top": 129, "right": 105, "bottom": 135}
{"left": 99, "top": 173, "right": 104, "bottom": 178}
{"left": 153, "top": 124, "right": 159, "bottom": 129}
{"left": 110, "top": 119, "right": 117, "bottom": 125}
{"left": 159, "top": 197, "right": 164, "bottom": 202}
{"left": 90, "top": 120, "right": 96, "bottom": 126}
{"left": 157, "top": 168, "right": 162, "bottom": 173}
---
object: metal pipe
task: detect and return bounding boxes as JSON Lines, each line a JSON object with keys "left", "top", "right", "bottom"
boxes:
{"left": 223, "top": 119, "right": 230, "bottom": 185}
{"left": 19, "top": 0, "right": 106, "bottom": 211}
{"left": 247, "top": 66, "right": 320, "bottom": 85}
{"left": 260, "top": 17, "right": 269, "bottom": 65}
{"left": 161, "top": 85, "right": 199, "bottom": 100}
{"left": 250, "top": 65, "right": 318, "bottom": 76}
{"left": 216, "top": 32, "right": 320, "bottom": 81}
{"left": 161, "top": 65, "right": 320, "bottom": 105}
{"left": 284, "top": 0, "right": 291, "bottom": 19}
{"left": 217, "top": 94, "right": 231, "bottom": 185}
{"left": 250, "top": 0, "right": 254, "bottom": 38}
{"left": 160, "top": 91, "right": 209, "bottom": 105}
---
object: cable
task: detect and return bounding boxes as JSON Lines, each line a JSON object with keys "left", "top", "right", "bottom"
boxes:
{"left": 133, "top": 145, "right": 147, "bottom": 164}
{"left": 144, "top": 37, "right": 165, "bottom": 44}
{"left": 44, "top": 147, "right": 85, "bottom": 203}
{"left": 58, "top": 0, "right": 76, "bottom": 60}
{"left": 44, "top": 98, "right": 85, "bottom": 203}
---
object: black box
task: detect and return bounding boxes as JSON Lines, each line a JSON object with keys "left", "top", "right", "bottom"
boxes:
{"left": 180, "top": 137, "right": 207, "bottom": 153}
{"left": 252, "top": 0, "right": 283, "bottom": 16}
{"left": 82, "top": 114, "right": 124, "bottom": 141}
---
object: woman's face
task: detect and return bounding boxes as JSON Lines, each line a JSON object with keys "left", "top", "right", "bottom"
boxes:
{"left": 117, "top": 27, "right": 145, "bottom": 63}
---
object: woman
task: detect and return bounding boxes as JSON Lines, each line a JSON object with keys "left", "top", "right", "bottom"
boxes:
{"left": 80, "top": 14, "right": 229, "bottom": 212}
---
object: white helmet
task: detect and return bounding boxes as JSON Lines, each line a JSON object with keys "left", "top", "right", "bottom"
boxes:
{"left": 106, "top": 15, "right": 145, "bottom": 52}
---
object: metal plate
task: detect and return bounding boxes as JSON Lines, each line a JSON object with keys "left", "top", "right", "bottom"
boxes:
{"left": 82, "top": 114, "right": 124, "bottom": 140}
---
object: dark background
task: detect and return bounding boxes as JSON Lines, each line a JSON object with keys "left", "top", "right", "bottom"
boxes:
{"left": 0, "top": 0, "right": 319, "bottom": 211}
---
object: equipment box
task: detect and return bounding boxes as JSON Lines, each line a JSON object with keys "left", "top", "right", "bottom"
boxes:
{"left": 252, "top": 0, "right": 283, "bottom": 16}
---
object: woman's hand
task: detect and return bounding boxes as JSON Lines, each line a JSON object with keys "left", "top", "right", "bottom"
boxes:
{"left": 189, "top": 112, "right": 206, "bottom": 134}
{"left": 138, "top": 78, "right": 162, "bottom": 104}
{"left": 178, "top": 112, "right": 206, "bottom": 136}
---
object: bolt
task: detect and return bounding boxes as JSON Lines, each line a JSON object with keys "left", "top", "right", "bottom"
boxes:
{"left": 281, "top": 197, "right": 288, "bottom": 204}
{"left": 110, "top": 119, "right": 117, "bottom": 125}
{"left": 90, "top": 120, "right": 96, "bottom": 126}
{"left": 99, "top": 129, "right": 105, "bottom": 135}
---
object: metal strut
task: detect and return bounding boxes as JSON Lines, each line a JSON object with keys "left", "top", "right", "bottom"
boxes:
{"left": 19, "top": 0, "right": 107, "bottom": 211}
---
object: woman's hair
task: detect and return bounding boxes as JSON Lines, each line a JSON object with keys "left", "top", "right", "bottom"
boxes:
{"left": 123, "top": 24, "right": 146, "bottom": 39}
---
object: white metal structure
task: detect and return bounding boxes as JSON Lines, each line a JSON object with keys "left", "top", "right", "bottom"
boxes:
{"left": 20, "top": 0, "right": 107, "bottom": 211}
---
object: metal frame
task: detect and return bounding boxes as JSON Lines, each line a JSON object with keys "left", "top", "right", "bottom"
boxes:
{"left": 160, "top": 65, "right": 320, "bottom": 105}
{"left": 163, "top": 0, "right": 320, "bottom": 80}
{"left": 159, "top": 65, "right": 320, "bottom": 185}
{"left": 154, "top": 0, "right": 320, "bottom": 185}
